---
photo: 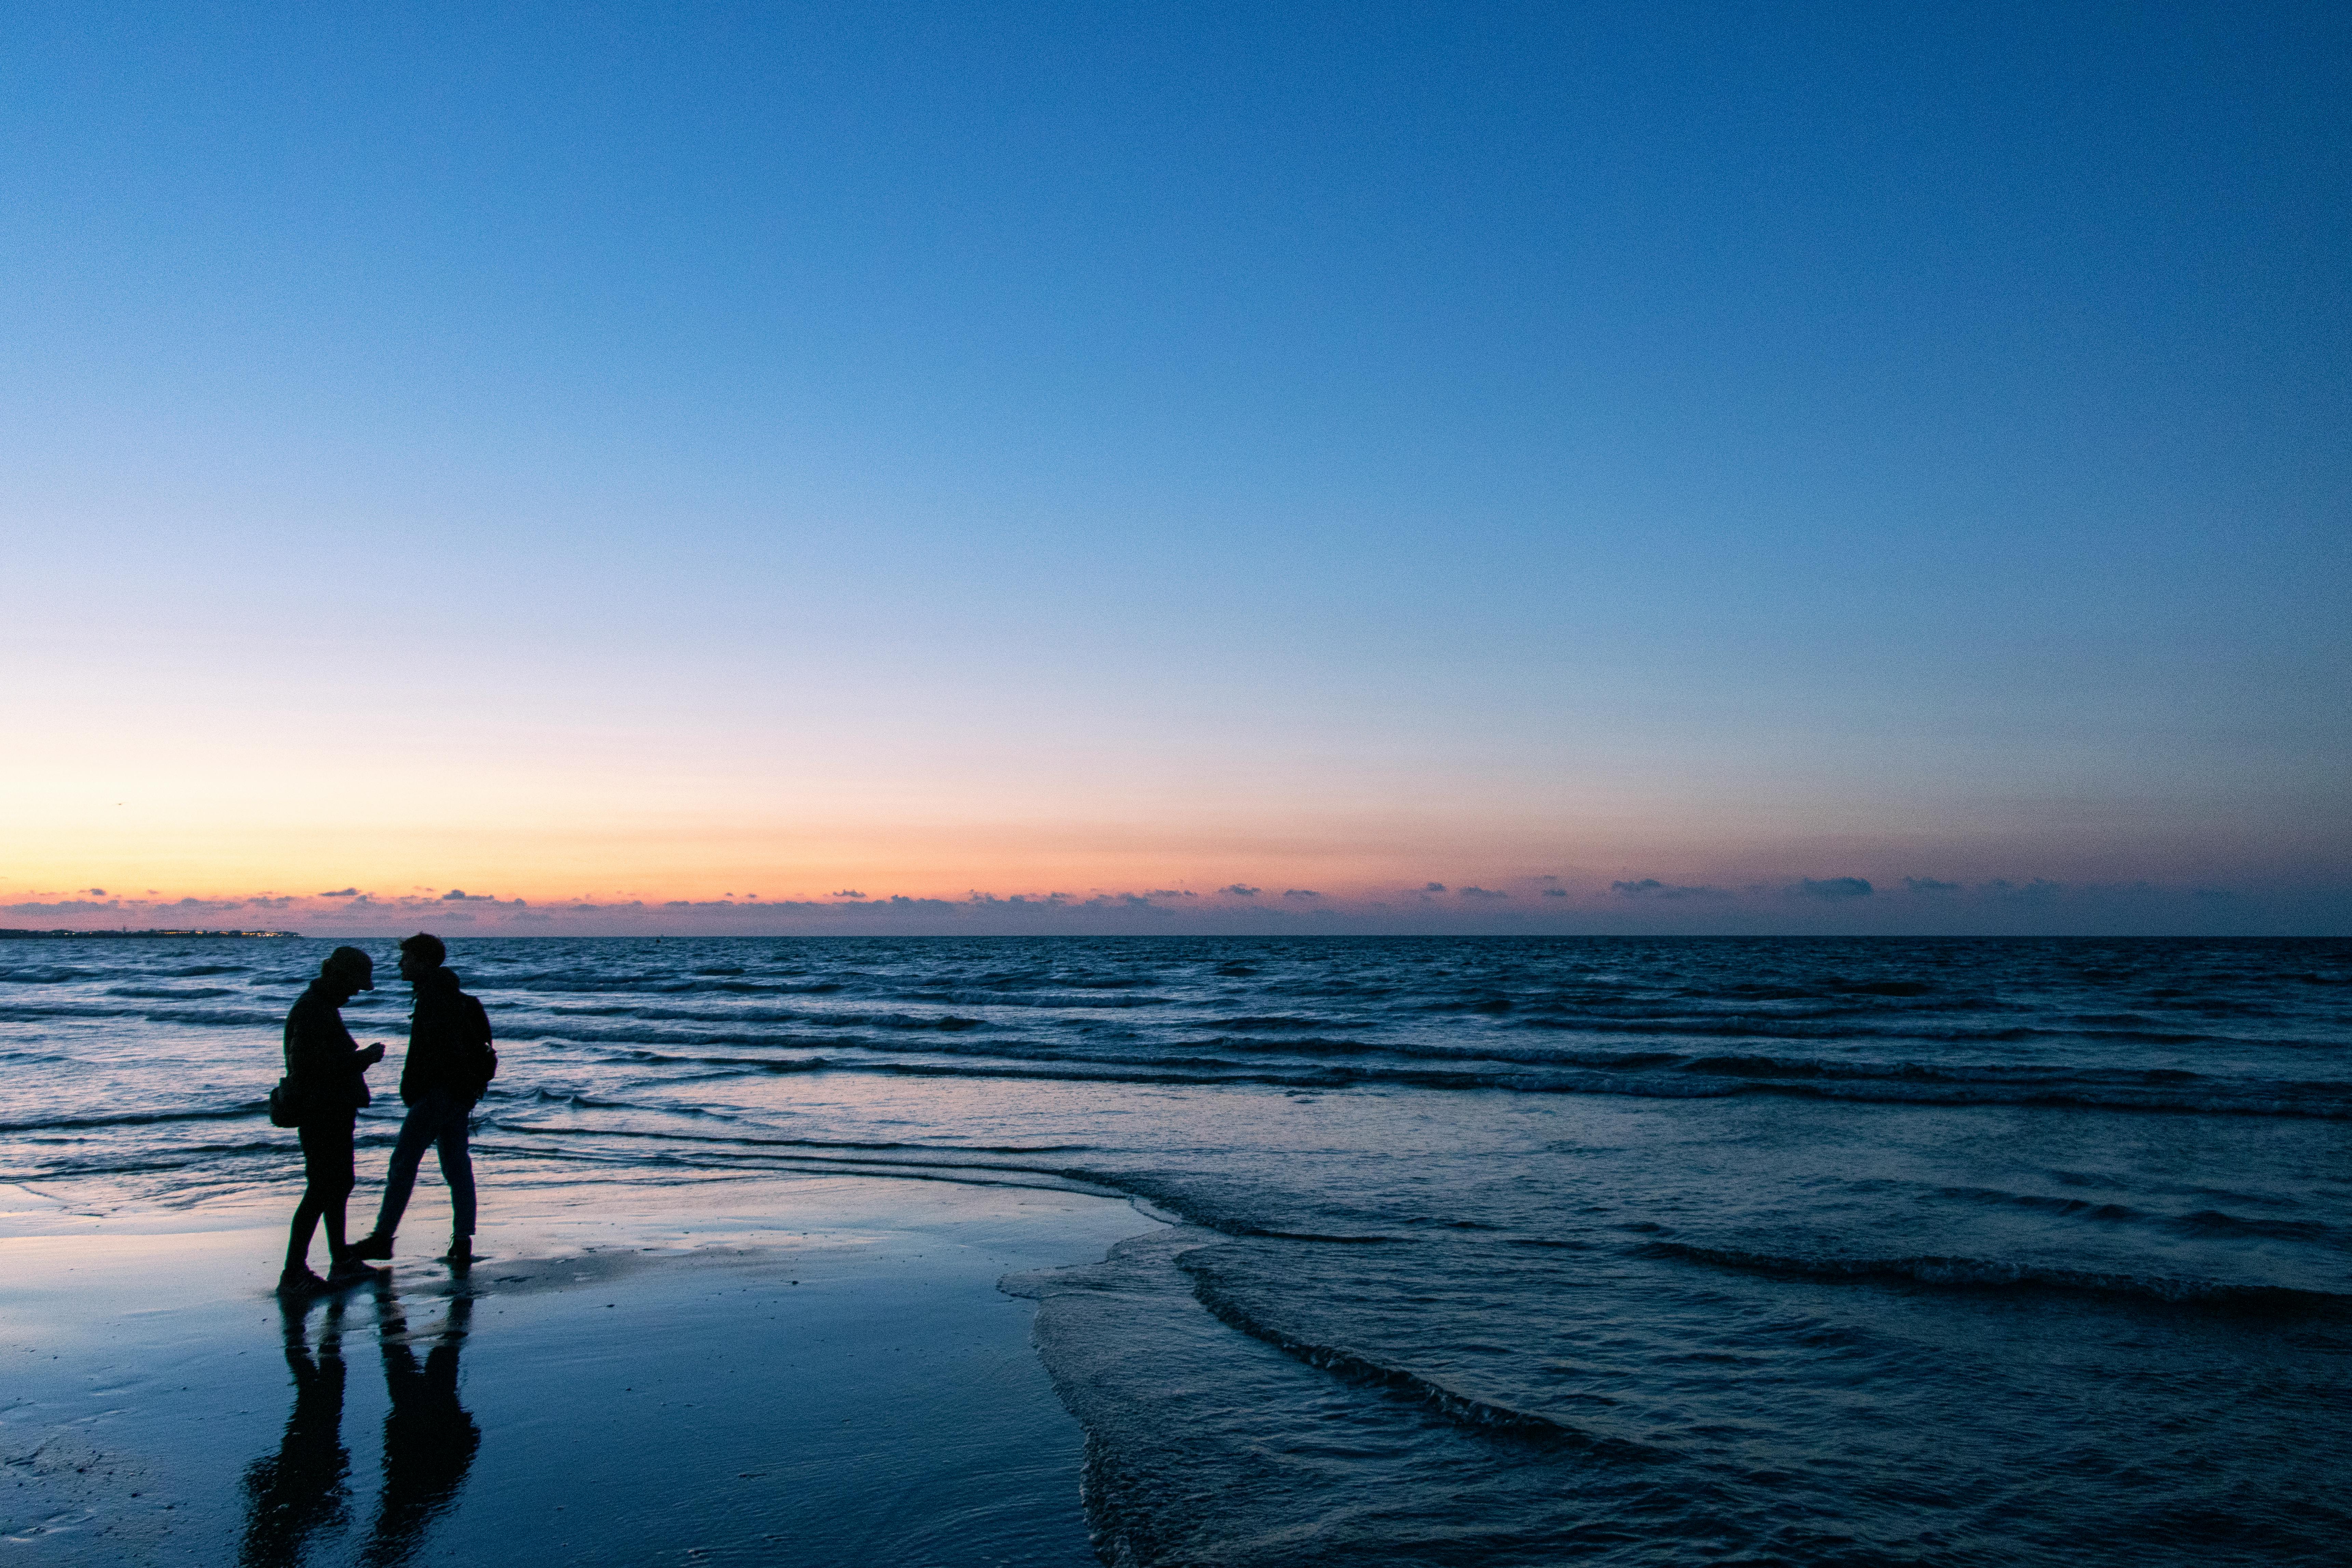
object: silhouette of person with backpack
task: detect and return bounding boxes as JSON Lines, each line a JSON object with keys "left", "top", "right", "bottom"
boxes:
{"left": 349, "top": 933, "right": 496, "bottom": 1266}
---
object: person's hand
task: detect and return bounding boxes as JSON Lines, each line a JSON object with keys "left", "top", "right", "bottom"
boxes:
{"left": 363, "top": 1042, "right": 386, "bottom": 1065}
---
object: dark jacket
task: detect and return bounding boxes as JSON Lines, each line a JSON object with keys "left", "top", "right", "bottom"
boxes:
{"left": 283, "top": 982, "right": 373, "bottom": 1117}
{"left": 401, "top": 967, "right": 494, "bottom": 1106}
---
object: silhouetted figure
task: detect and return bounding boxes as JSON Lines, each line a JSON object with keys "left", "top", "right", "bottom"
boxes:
{"left": 239, "top": 1297, "right": 353, "bottom": 1568}
{"left": 279, "top": 946, "right": 387, "bottom": 1294}
{"left": 351, "top": 933, "right": 496, "bottom": 1265}
{"left": 361, "top": 1289, "right": 480, "bottom": 1567}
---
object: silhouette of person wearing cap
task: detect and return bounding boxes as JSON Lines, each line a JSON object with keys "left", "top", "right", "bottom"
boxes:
{"left": 279, "top": 946, "right": 388, "bottom": 1294}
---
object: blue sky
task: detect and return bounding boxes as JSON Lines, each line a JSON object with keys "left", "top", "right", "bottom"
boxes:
{"left": 4, "top": 2, "right": 2347, "bottom": 934}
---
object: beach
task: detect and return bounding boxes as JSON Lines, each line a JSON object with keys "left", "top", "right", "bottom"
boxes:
{"left": 2, "top": 1170, "right": 1155, "bottom": 1566}
{"left": 5, "top": 934, "right": 2349, "bottom": 1564}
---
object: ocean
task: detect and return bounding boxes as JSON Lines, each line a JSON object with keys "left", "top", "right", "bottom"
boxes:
{"left": 4, "top": 934, "right": 2347, "bottom": 1564}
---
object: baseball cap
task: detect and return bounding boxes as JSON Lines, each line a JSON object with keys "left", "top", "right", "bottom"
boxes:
{"left": 322, "top": 946, "right": 376, "bottom": 989}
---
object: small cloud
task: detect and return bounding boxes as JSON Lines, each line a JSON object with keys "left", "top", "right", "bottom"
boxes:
{"left": 1610, "top": 878, "right": 1728, "bottom": 899}
{"left": 1458, "top": 887, "right": 1508, "bottom": 899}
{"left": 1902, "top": 877, "right": 1961, "bottom": 895}
{"left": 1422, "top": 882, "right": 1447, "bottom": 893}
{"left": 831, "top": 889, "right": 865, "bottom": 899}
{"left": 84, "top": 888, "right": 105, "bottom": 896}
{"left": 1144, "top": 889, "right": 1195, "bottom": 899}
{"left": 1220, "top": 884, "right": 1261, "bottom": 897}
{"left": 1541, "top": 887, "right": 1568, "bottom": 898}
{"left": 1282, "top": 889, "right": 1321, "bottom": 900}
{"left": 1794, "top": 877, "right": 1874, "bottom": 900}
{"left": 318, "top": 888, "right": 359, "bottom": 898}
{"left": 441, "top": 889, "right": 499, "bottom": 902}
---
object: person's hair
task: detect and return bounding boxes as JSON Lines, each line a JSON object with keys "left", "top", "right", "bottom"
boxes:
{"left": 398, "top": 932, "right": 447, "bottom": 968}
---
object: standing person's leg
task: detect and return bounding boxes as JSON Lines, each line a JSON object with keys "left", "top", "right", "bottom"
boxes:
{"left": 284, "top": 1114, "right": 357, "bottom": 1287}
{"left": 283, "top": 1186, "right": 327, "bottom": 1285}
{"left": 351, "top": 1104, "right": 434, "bottom": 1258}
{"left": 432, "top": 1097, "right": 476, "bottom": 1253}
{"left": 314, "top": 1113, "right": 358, "bottom": 1267}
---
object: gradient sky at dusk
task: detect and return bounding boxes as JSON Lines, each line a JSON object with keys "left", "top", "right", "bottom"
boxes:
{"left": 5, "top": 2, "right": 2347, "bottom": 934}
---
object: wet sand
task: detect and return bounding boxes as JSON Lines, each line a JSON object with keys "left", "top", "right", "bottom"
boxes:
{"left": 0, "top": 1173, "right": 1154, "bottom": 1565}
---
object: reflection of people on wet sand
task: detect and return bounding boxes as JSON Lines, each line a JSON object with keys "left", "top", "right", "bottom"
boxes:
{"left": 363, "top": 1290, "right": 480, "bottom": 1568}
{"left": 238, "top": 1288, "right": 482, "bottom": 1568}
{"left": 239, "top": 1298, "right": 352, "bottom": 1568}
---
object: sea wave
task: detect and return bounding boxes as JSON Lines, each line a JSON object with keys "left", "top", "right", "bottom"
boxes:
{"left": 0, "top": 1104, "right": 265, "bottom": 1134}
{"left": 1644, "top": 1241, "right": 2351, "bottom": 1315}
{"left": 535, "top": 1005, "right": 989, "bottom": 1031}
{"left": 103, "top": 985, "right": 239, "bottom": 1000}
{"left": 1511, "top": 1012, "right": 2307, "bottom": 1049}
{"left": 0, "top": 1002, "right": 132, "bottom": 1021}
{"left": 0, "top": 967, "right": 97, "bottom": 984}
{"left": 1179, "top": 1253, "right": 1606, "bottom": 1444}
{"left": 514, "top": 1031, "right": 2352, "bottom": 1116}
{"left": 1918, "top": 1184, "right": 2338, "bottom": 1242}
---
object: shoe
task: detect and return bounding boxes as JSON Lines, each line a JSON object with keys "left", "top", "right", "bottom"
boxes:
{"left": 444, "top": 1236, "right": 477, "bottom": 1266}
{"left": 346, "top": 1231, "right": 394, "bottom": 1261}
{"left": 327, "top": 1255, "right": 387, "bottom": 1284}
{"left": 276, "top": 1266, "right": 329, "bottom": 1296}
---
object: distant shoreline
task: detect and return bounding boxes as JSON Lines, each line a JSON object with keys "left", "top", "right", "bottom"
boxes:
{"left": 0, "top": 927, "right": 301, "bottom": 940}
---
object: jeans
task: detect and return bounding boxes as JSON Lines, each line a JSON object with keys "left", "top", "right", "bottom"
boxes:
{"left": 372, "top": 1091, "right": 476, "bottom": 1238}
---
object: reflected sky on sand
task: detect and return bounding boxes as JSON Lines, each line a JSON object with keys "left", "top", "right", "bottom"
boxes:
{"left": 0, "top": 1177, "right": 1138, "bottom": 1567}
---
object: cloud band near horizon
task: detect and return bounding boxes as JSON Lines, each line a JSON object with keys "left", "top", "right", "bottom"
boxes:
{"left": 5, "top": 873, "right": 2340, "bottom": 938}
